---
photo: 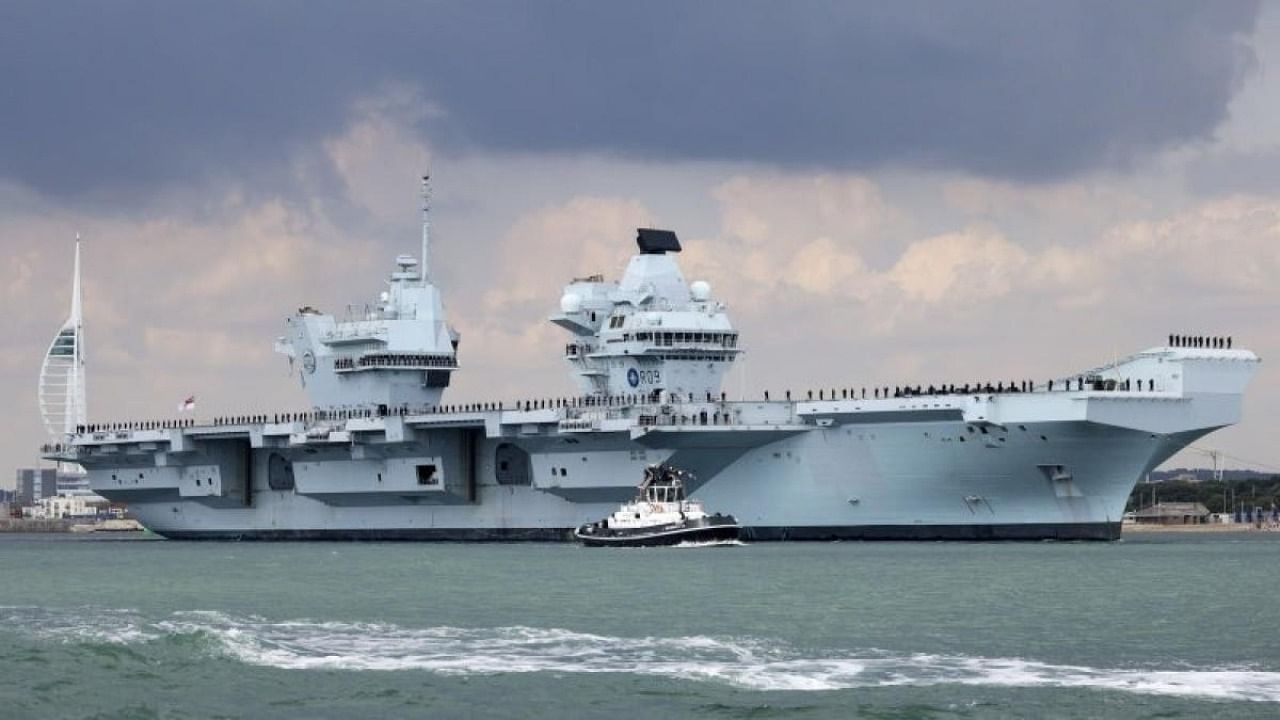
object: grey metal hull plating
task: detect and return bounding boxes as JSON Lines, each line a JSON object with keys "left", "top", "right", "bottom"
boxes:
{"left": 80, "top": 414, "right": 1203, "bottom": 542}
{"left": 58, "top": 346, "right": 1258, "bottom": 541}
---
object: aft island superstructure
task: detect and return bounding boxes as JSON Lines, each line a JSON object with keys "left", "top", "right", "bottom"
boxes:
{"left": 45, "top": 180, "right": 1261, "bottom": 540}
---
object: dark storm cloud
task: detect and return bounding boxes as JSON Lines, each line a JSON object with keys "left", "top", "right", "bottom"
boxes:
{"left": 0, "top": 0, "right": 1260, "bottom": 198}
{"left": 1188, "top": 150, "right": 1280, "bottom": 196}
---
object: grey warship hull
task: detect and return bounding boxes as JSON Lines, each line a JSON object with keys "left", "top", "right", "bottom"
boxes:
{"left": 59, "top": 375, "right": 1245, "bottom": 542}
{"left": 44, "top": 203, "right": 1260, "bottom": 541}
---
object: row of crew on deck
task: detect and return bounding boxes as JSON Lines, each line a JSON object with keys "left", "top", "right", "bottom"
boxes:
{"left": 785, "top": 384, "right": 1032, "bottom": 401}
{"left": 783, "top": 376, "right": 1159, "bottom": 402}
{"left": 76, "top": 419, "right": 197, "bottom": 434}
{"left": 513, "top": 392, "right": 731, "bottom": 411}
{"left": 333, "top": 353, "right": 456, "bottom": 371}
{"left": 66, "top": 372, "right": 1174, "bottom": 437}
{"left": 1169, "top": 335, "right": 1232, "bottom": 349}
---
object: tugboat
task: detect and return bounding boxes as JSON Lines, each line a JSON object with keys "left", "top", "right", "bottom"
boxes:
{"left": 574, "top": 464, "right": 741, "bottom": 547}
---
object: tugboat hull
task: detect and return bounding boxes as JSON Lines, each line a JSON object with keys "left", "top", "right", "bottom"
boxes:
{"left": 574, "top": 515, "right": 741, "bottom": 547}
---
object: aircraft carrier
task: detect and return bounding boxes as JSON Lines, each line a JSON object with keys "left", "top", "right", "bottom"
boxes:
{"left": 44, "top": 179, "right": 1261, "bottom": 540}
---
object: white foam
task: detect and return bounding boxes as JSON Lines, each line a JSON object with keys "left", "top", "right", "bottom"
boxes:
{"left": 0, "top": 605, "right": 160, "bottom": 645}
{"left": 673, "top": 539, "right": 748, "bottom": 548}
{"left": 6, "top": 605, "right": 1280, "bottom": 702}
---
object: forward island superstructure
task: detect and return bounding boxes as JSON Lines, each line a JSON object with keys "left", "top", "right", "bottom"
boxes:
{"left": 44, "top": 180, "right": 1261, "bottom": 540}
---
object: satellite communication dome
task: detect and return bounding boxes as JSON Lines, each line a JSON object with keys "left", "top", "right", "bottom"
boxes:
{"left": 560, "top": 293, "right": 583, "bottom": 313}
{"left": 690, "top": 280, "right": 712, "bottom": 302}
{"left": 379, "top": 291, "right": 390, "bottom": 302}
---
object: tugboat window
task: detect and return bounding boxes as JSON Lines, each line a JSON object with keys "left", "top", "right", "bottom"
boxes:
{"left": 416, "top": 464, "right": 439, "bottom": 486}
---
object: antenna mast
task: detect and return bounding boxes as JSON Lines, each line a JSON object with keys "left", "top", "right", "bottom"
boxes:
{"left": 420, "top": 174, "right": 431, "bottom": 286}
{"left": 71, "top": 233, "right": 83, "bottom": 325}
{"left": 72, "top": 234, "right": 85, "bottom": 428}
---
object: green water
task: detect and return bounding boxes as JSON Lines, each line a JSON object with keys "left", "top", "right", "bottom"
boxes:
{"left": 1, "top": 532, "right": 1277, "bottom": 719}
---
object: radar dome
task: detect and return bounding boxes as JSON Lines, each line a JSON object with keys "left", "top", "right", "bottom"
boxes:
{"left": 690, "top": 280, "right": 712, "bottom": 302}
{"left": 560, "top": 292, "right": 583, "bottom": 313}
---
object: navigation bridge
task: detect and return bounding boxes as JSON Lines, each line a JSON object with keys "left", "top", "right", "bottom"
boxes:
{"left": 274, "top": 179, "right": 460, "bottom": 410}
{"left": 552, "top": 229, "right": 741, "bottom": 400}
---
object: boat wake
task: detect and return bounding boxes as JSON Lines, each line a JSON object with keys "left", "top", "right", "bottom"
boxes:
{"left": 5, "top": 606, "right": 1279, "bottom": 701}
{"left": 673, "top": 539, "right": 747, "bottom": 548}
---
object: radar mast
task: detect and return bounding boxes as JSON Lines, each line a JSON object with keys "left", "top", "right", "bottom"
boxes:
{"left": 420, "top": 174, "right": 431, "bottom": 285}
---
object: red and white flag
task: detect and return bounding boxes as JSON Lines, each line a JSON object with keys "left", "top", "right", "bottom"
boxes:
{"left": 177, "top": 396, "right": 196, "bottom": 412}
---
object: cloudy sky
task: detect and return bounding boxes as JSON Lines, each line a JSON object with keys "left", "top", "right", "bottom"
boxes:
{"left": 4, "top": 1, "right": 1279, "bottom": 483}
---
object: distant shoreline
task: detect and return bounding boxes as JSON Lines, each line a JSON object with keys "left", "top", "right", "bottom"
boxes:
{"left": 0, "top": 518, "right": 144, "bottom": 534}
{"left": 1122, "top": 522, "right": 1276, "bottom": 533}
{"left": 0, "top": 518, "right": 79, "bottom": 533}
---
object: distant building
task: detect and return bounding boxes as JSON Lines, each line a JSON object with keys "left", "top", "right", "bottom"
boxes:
{"left": 1133, "top": 502, "right": 1211, "bottom": 525}
{"left": 14, "top": 468, "right": 57, "bottom": 506}
{"left": 55, "top": 472, "right": 96, "bottom": 498}
{"left": 27, "top": 494, "right": 95, "bottom": 519}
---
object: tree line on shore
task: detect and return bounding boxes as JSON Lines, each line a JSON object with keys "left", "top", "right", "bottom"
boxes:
{"left": 1126, "top": 476, "right": 1280, "bottom": 514}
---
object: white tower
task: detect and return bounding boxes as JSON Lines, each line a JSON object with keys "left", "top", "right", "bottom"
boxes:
{"left": 39, "top": 235, "right": 87, "bottom": 441}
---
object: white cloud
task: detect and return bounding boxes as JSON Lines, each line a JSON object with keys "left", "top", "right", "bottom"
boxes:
{"left": 324, "top": 86, "right": 435, "bottom": 224}
{"left": 783, "top": 236, "right": 873, "bottom": 297}
{"left": 2, "top": 249, "right": 38, "bottom": 302}
{"left": 887, "top": 228, "right": 1030, "bottom": 304}
{"left": 1092, "top": 196, "right": 1280, "bottom": 295}
{"left": 480, "top": 196, "right": 654, "bottom": 314}
{"left": 712, "top": 173, "right": 891, "bottom": 248}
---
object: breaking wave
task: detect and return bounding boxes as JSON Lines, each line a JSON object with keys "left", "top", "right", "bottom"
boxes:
{"left": 5, "top": 606, "right": 1279, "bottom": 701}
{"left": 672, "top": 539, "right": 748, "bottom": 548}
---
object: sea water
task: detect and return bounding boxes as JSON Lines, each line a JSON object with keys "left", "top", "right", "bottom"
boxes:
{"left": 1, "top": 532, "right": 1277, "bottom": 719}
